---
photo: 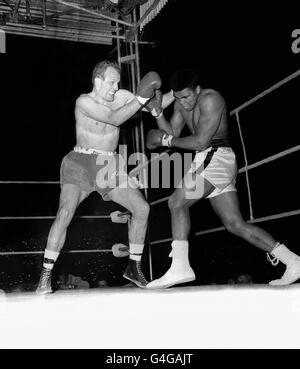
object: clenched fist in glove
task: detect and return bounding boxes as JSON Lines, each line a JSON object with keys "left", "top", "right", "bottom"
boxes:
{"left": 136, "top": 72, "right": 162, "bottom": 106}
{"left": 146, "top": 129, "right": 173, "bottom": 150}
{"left": 144, "top": 89, "right": 163, "bottom": 118}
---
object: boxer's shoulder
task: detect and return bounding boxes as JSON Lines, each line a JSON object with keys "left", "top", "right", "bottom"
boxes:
{"left": 198, "top": 89, "right": 225, "bottom": 110}
{"left": 75, "top": 93, "right": 96, "bottom": 110}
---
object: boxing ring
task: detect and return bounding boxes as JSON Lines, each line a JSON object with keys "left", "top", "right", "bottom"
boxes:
{"left": 0, "top": 70, "right": 300, "bottom": 284}
{"left": 1, "top": 70, "right": 300, "bottom": 349}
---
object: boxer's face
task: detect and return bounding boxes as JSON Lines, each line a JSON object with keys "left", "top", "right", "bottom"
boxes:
{"left": 97, "top": 66, "right": 120, "bottom": 102}
{"left": 174, "top": 87, "right": 200, "bottom": 111}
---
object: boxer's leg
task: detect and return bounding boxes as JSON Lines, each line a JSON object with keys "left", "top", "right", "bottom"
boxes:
{"left": 210, "top": 191, "right": 300, "bottom": 286}
{"left": 210, "top": 191, "right": 276, "bottom": 252}
{"left": 108, "top": 184, "right": 150, "bottom": 288}
{"left": 36, "top": 184, "right": 89, "bottom": 294}
{"left": 147, "top": 172, "right": 215, "bottom": 289}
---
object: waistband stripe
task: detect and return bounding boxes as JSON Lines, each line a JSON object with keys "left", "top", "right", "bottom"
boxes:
{"left": 74, "top": 147, "right": 115, "bottom": 156}
{"left": 210, "top": 139, "right": 230, "bottom": 148}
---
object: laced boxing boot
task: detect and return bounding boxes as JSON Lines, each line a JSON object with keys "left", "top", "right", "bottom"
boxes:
{"left": 147, "top": 265, "right": 195, "bottom": 290}
{"left": 269, "top": 244, "right": 300, "bottom": 286}
{"left": 123, "top": 259, "right": 149, "bottom": 288}
{"left": 36, "top": 267, "right": 53, "bottom": 295}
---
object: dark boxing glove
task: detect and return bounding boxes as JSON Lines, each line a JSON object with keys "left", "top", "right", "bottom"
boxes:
{"left": 145, "top": 89, "right": 163, "bottom": 118}
{"left": 146, "top": 129, "right": 173, "bottom": 150}
{"left": 136, "top": 72, "right": 162, "bottom": 106}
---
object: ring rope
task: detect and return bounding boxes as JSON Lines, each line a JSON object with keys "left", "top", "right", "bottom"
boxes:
{"left": 0, "top": 249, "right": 113, "bottom": 256}
{"left": 235, "top": 111, "right": 254, "bottom": 221}
{"left": 150, "top": 196, "right": 171, "bottom": 206}
{"left": 238, "top": 144, "right": 300, "bottom": 173}
{"left": 0, "top": 211, "right": 131, "bottom": 220}
{"left": 2, "top": 142, "right": 299, "bottom": 191}
{"left": 0, "top": 151, "right": 171, "bottom": 186}
{"left": 193, "top": 209, "right": 300, "bottom": 237}
{"left": 150, "top": 209, "right": 300, "bottom": 245}
{"left": 0, "top": 181, "right": 59, "bottom": 184}
{"left": 148, "top": 143, "right": 300, "bottom": 207}
{"left": 230, "top": 69, "right": 300, "bottom": 116}
{"left": 128, "top": 150, "right": 171, "bottom": 178}
{"left": 0, "top": 215, "right": 112, "bottom": 220}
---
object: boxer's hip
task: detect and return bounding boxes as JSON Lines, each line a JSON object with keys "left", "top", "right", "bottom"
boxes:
{"left": 191, "top": 139, "right": 237, "bottom": 190}
{"left": 60, "top": 148, "right": 129, "bottom": 199}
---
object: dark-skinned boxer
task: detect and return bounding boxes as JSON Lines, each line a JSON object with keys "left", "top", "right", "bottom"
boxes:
{"left": 146, "top": 68, "right": 300, "bottom": 289}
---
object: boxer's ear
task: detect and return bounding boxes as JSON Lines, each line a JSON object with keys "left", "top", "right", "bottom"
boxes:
{"left": 94, "top": 75, "right": 103, "bottom": 90}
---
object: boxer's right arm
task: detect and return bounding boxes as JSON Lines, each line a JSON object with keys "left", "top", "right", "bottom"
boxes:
{"left": 76, "top": 72, "right": 161, "bottom": 127}
{"left": 156, "top": 102, "right": 185, "bottom": 137}
{"left": 162, "top": 91, "right": 175, "bottom": 109}
{"left": 76, "top": 94, "right": 141, "bottom": 127}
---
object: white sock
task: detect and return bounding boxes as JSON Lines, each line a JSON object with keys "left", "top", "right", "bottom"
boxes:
{"left": 170, "top": 240, "right": 191, "bottom": 269}
{"left": 129, "top": 243, "right": 144, "bottom": 261}
{"left": 43, "top": 249, "right": 60, "bottom": 270}
{"left": 271, "top": 243, "right": 300, "bottom": 265}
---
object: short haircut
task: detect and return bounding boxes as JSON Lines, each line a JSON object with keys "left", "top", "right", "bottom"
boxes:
{"left": 92, "top": 60, "right": 120, "bottom": 84}
{"left": 170, "top": 68, "right": 199, "bottom": 92}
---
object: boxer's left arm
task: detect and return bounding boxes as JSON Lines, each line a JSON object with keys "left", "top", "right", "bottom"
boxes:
{"left": 142, "top": 90, "right": 175, "bottom": 113}
{"left": 168, "top": 93, "right": 225, "bottom": 151}
{"left": 161, "top": 91, "right": 175, "bottom": 109}
{"left": 119, "top": 88, "right": 174, "bottom": 112}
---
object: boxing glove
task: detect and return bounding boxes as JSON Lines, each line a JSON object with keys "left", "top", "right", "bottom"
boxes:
{"left": 146, "top": 129, "right": 173, "bottom": 150}
{"left": 145, "top": 89, "right": 163, "bottom": 118}
{"left": 136, "top": 72, "right": 162, "bottom": 106}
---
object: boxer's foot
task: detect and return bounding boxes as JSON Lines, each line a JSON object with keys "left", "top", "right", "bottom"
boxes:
{"left": 36, "top": 268, "right": 53, "bottom": 295}
{"left": 146, "top": 267, "right": 196, "bottom": 290}
{"left": 123, "top": 259, "right": 148, "bottom": 288}
{"left": 269, "top": 259, "right": 300, "bottom": 286}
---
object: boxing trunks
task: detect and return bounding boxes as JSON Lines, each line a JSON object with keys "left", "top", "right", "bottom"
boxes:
{"left": 188, "top": 139, "right": 237, "bottom": 198}
{"left": 60, "top": 147, "right": 130, "bottom": 201}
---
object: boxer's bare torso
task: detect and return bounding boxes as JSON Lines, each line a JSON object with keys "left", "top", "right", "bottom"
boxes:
{"left": 175, "top": 88, "right": 228, "bottom": 142}
{"left": 75, "top": 89, "right": 136, "bottom": 152}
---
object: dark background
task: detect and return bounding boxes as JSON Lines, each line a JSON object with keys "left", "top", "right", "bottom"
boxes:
{"left": 0, "top": 0, "right": 299, "bottom": 291}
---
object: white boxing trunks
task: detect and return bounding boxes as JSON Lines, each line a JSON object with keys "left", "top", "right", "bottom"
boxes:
{"left": 189, "top": 139, "right": 237, "bottom": 199}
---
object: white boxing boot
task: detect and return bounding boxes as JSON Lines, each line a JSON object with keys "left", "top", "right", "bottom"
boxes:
{"left": 269, "top": 244, "right": 300, "bottom": 286}
{"left": 147, "top": 240, "right": 196, "bottom": 289}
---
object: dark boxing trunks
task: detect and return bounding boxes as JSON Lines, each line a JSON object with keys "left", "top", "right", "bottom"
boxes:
{"left": 60, "top": 148, "right": 130, "bottom": 201}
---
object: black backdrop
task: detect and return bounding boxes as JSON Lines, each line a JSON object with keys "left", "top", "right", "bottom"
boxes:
{"left": 0, "top": 0, "right": 299, "bottom": 290}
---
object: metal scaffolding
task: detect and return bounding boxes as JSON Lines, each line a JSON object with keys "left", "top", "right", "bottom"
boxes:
{"left": 0, "top": 0, "right": 168, "bottom": 43}
{"left": 0, "top": 0, "right": 171, "bottom": 279}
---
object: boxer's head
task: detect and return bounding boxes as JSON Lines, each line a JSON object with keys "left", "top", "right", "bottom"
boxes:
{"left": 92, "top": 60, "right": 121, "bottom": 101}
{"left": 170, "top": 68, "right": 200, "bottom": 111}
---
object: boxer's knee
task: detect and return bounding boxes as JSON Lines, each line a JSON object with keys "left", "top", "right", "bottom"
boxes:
{"left": 168, "top": 194, "right": 185, "bottom": 212}
{"left": 132, "top": 201, "right": 150, "bottom": 222}
{"left": 223, "top": 216, "right": 245, "bottom": 236}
